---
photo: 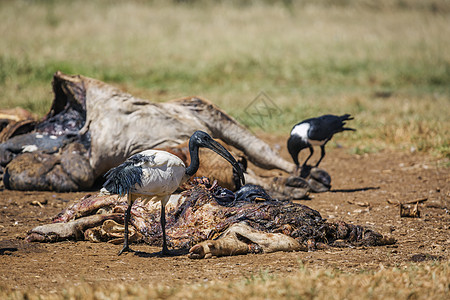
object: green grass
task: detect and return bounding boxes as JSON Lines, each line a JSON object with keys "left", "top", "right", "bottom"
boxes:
{"left": 0, "top": 0, "right": 449, "bottom": 158}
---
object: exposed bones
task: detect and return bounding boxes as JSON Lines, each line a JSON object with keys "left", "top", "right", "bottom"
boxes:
{"left": 26, "top": 178, "right": 395, "bottom": 258}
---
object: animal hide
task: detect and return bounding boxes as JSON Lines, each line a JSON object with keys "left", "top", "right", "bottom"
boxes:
{"left": 1, "top": 72, "right": 306, "bottom": 193}
{"left": 26, "top": 178, "right": 395, "bottom": 258}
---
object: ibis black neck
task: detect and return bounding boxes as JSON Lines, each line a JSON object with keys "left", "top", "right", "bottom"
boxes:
{"left": 185, "top": 143, "right": 200, "bottom": 176}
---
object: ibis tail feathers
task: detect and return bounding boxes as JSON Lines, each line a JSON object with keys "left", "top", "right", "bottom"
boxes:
{"left": 103, "top": 154, "right": 154, "bottom": 196}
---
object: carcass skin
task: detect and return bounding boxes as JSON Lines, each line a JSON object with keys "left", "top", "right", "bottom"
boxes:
{"left": 188, "top": 223, "right": 303, "bottom": 259}
{"left": 52, "top": 193, "right": 120, "bottom": 223}
{"left": 26, "top": 179, "right": 395, "bottom": 258}
{"left": 1, "top": 72, "right": 300, "bottom": 192}
{"left": 25, "top": 213, "right": 123, "bottom": 243}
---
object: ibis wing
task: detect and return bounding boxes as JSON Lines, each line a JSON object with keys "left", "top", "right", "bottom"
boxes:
{"left": 137, "top": 162, "right": 186, "bottom": 195}
{"left": 103, "top": 153, "right": 155, "bottom": 196}
{"left": 103, "top": 150, "right": 186, "bottom": 197}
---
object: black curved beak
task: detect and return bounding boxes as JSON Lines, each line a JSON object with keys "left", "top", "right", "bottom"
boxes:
{"left": 204, "top": 139, "right": 245, "bottom": 188}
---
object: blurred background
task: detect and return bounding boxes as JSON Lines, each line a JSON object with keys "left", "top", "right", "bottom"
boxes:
{"left": 1, "top": 0, "right": 449, "bottom": 158}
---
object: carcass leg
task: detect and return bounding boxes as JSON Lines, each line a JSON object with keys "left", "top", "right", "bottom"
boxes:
{"left": 189, "top": 223, "right": 302, "bottom": 259}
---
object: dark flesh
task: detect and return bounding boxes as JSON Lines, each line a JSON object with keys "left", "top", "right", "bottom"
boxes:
{"left": 26, "top": 178, "right": 394, "bottom": 252}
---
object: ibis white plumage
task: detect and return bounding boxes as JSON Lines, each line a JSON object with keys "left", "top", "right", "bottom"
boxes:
{"left": 102, "top": 130, "right": 245, "bottom": 255}
{"left": 287, "top": 114, "right": 355, "bottom": 171}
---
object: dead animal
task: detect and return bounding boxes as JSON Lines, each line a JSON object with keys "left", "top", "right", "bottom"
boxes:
{"left": 101, "top": 130, "right": 245, "bottom": 256}
{"left": 26, "top": 178, "right": 395, "bottom": 258}
{"left": 0, "top": 72, "right": 330, "bottom": 198}
{"left": 26, "top": 213, "right": 123, "bottom": 243}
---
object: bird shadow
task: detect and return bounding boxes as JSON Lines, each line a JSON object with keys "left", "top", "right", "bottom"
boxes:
{"left": 330, "top": 186, "right": 380, "bottom": 193}
{"left": 133, "top": 248, "right": 189, "bottom": 258}
{"left": 0, "top": 247, "right": 18, "bottom": 255}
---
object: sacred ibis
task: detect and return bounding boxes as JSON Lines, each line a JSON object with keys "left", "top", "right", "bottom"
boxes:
{"left": 102, "top": 130, "right": 245, "bottom": 255}
{"left": 287, "top": 114, "right": 355, "bottom": 172}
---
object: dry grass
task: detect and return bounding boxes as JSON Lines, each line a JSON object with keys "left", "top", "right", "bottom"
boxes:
{"left": 0, "top": 2, "right": 449, "bottom": 297}
{"left": 1, "top": 262, "right": 448, "bottom": 300}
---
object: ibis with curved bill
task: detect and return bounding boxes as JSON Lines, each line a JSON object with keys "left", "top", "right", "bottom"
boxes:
{"left": 103, "top": 130, "right": 245, "bottom": 255}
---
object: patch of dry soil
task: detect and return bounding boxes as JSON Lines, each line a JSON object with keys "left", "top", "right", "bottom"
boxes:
{"left": 0, "top": 146, "right": 448, "bottom": 293}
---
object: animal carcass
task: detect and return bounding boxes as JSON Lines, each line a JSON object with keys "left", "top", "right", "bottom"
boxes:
{"left": 0, "top": 72, "right": 326, "bottom": 197}
{"left": 26, "top": 178, "right": 395, "bottom": 258}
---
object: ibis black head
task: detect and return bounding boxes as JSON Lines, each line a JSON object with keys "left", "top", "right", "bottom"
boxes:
{"left": 188, "top": 131, "right": 245, "bottom": 187}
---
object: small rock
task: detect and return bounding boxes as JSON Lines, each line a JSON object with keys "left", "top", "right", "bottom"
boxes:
{"left": 409, "top": 253, "right": 442, "bottom": 262}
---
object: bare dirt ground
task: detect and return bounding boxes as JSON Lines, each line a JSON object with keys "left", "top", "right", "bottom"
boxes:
{"left": 0, "top": 144, "right": 448, "bottom": 294}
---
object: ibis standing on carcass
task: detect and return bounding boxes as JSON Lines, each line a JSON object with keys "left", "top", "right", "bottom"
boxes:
{"left": 287, "top": 114, "right": 355, "bottom": 173}
{"left": 102, "top": 130, "right": 245, "bottom": 255}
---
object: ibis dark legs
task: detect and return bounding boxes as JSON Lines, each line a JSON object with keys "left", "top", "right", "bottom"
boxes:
{"left": 302, "top": 145, "right": 314, "bottom": 168}
{"left": 118, "top": 196, "right": 133, "bottom": 255}
{"left": 297, "top": 145, "right": 315, "bottom": 178}
{"left": 159, "top": 195, "right": 172, "bottom": 256}
{"left": 160, "top": 202, "right": 170, "bottom": 255}
{"left": 315, "top": 144, "right": 326, "bottom": 167}
{"left": 316, "top": 139, "right": 332, "bottom": 167}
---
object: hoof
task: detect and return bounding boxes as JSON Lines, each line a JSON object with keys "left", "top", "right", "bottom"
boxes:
{"left": 308, "top": 178, "right": 331, "bottom": 193}
{"left": 305, "top": 167, "right": 331, "bottom": 193}
{"left": 310, "top": 168, "right": 331, "bottom": 187}
{"left": 285, "top": 176, "right": 310, "bottom": 189}
{"left": 271, "top": 176, "right": 311, "bottom": 199}
{"left": 285, "top": 186, "right": 309, "bottom": 199}
{"left": 188, "top": 243, "right": 212, "bottom": 259}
